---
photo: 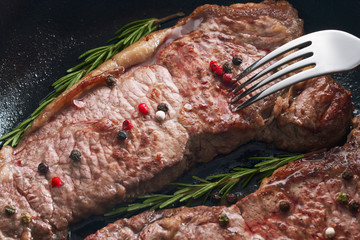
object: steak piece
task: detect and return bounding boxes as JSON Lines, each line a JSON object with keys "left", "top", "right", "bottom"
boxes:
{"left": 0, "top": 1, "right": 353, "bottom": 239}
{"left": 86, "top": 117, "right": 360, "bottom": 240}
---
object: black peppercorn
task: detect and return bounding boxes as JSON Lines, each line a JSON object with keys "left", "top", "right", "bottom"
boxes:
{"left": 232, "top": 55, "right": 243, "bottom": 65}
{"left": 38, "top": 162, "right": 49, "bottom": 174}
{"left": 342, "top": 171, "right": 353, "bottom": 181}
{"left": 225, "top": 193, "right": 238, "bottom": 204}
{"left": 117, "top": 130, "right": 127, "bottom": 141}
{"left": 279, "top": 200, "right": 290, "bottom": 212}
{"left": 349, "top": 200, "right": 359, "bottom": 212}
{"left": 223, "top": 62, "right": 232, "bottom": 73}
{"left": 211, "top": 192, "right": 221, "bottom": 204}
{"left": 105, "top": 75, "right": 117, "bottom": 87}
{"left": 69, "top": 149, "right": 81, "bottom": 162}
{"left": 157, "top": 103, "right": 169, "bottom": 113}
{"left": 5, "top": 205, "right": 16, "bottom": 215}
{"left": 218, "top": 214, "right": 229, "bottom": 227}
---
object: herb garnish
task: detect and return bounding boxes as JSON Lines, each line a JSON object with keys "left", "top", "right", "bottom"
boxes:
{"left": 0, "top": 12, "right": 184, "bottom": 147}
{"left": 105, "top": 154, "right": 304, "bottom": 217}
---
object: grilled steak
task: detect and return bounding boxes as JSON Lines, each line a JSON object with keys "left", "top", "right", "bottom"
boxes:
{"left": 86, "top": 117, "right": 360, "bottom": 240}
{"left": 0, "top": 1, "right": 352, "bottom": 239}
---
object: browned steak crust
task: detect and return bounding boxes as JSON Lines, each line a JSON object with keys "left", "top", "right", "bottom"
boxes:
{"left": 86, "top": 118, "right": 360, "bottom": 240}
{"left": 0, "top": 1, "right": 353, "bottom": 239}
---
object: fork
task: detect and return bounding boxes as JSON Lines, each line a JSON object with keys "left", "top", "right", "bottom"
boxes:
{"left": 231, "top": 30, "right": 360, "bottom": 111}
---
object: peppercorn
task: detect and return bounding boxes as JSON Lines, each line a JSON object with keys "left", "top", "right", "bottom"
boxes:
{"left": 38, "top": 162, "right": 49, "bottom": 174}
{"left": 52, "top": 177, "right": 63, "bottom": 188}
{"left": 223, "top": 62, "right": 232, "bottom": 73}
{"left": 222, "top": 73, "right": 233, "bottom": 84}
{"left": 138, "top": 103, "right": 149, "bottom": 114}
{"left": 155, "top": 111, "right": 166, "bottom": 121}
{"left": 122, "top": 120, "right": 133, "bottom": 130}
{"left": 325, "top": 227, "right": 335, "bottom": 238}
{"left": 336, "top": 192, "right": 348, "bottom": 205}
{"left": 69, "top": 149, "right": 81, "bottom": 162}
{"left": 215, "top": 65, "right": 224, "bottom": 76}
{"left": 342, "top": 171, "right": 353, "bottom": 181}
{"left": 218, "top": 214, "right": 229, "bottom": 227}
{"left": 157, "top": 103, "right": 169, "bottom": 113}
{"left": 349, "top": 200, "right": 360, "bottom": 212}
{"left": 210, "top": 60, "right": 218, "bottom": 71}
{"left": 211, "top": 192, "right": 221, "bottom": 204}
{"left": 232, "top": 55, "right": 243, "bottom": 65}
{"left": 117, "top": 130, "right": 127, "bottom": 141}
{"left": 5, "top": 205, "right": 16, "bottom": 215}
{"left": 279, "top": 200, "right": 290, "bottom": 212}
{"left": 21, "top": 212, "right": 32, "bottom": 224}
{"left": 105, "top": 75, "right": 117, "bottom": 87}
{"left": 225, "top": 193, "right": 238, "bottom": 204}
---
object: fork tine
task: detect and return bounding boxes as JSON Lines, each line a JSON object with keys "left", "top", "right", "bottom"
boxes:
{"left": 233, "top": 67, "right": 318, "bottom": 111}
{"left": 233, "top": 36, "right": 312, "bottom": 86}
{"left": 231, "top": 56, "right": 315, "bottom": 104}
{"left": 232, "top": 47, "right": 313, "bottom": 94}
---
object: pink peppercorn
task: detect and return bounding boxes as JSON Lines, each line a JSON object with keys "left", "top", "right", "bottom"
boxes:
{"left": 138, "top": 103, "right": 149, "bottom": 114}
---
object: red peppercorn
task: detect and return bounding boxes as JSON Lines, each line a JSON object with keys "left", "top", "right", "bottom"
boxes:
{"left": 138, "top": 103, "right": 149, "bottom": 114}
{"left": 52, "top": 177, "right": 63, "bottom": 188}
{"left": 210, "top": 60, "right": 218, "bottom": 71}
{"left": 222, "top": 73, "right": 233, "bottom": 84}
{"left": 122, "top": 120, "right": 133, "bottom": 130}
{"left": 215, "top": 65, "right": 224, "bottom": 76}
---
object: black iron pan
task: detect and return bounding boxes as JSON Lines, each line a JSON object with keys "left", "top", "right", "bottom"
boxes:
{"left": 1, "top": 0, "right": 360, "bottom": 238}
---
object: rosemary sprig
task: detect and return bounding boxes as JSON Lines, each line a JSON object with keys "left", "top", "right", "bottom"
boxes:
{"left": 0, "top": 12, "right": 184, "bottom": 147}
{"left": 105, "top": 154, "right": 304, "bottom": 217}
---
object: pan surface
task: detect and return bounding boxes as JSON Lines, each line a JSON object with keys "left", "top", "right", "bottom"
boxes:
{"left": 1, "top": 0, "right": 360, "bottom": 238}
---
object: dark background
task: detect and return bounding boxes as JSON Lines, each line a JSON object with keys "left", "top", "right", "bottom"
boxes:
{"left": 0, "top": 0, "right": 360, "bottom": 238}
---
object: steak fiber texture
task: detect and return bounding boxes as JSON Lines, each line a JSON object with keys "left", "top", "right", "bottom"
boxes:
{"left": 86, "top": 117, "right": 360, "bottom": 240}
{"left": 0, "top": 0, "right": 353, "bottom": 239}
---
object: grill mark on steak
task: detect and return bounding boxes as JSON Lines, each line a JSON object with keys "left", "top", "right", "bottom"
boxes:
{"left": 86, "top": 119, "right": 360, "bottom": 239}
{"left": 0, "top": 1, "right": 353, "bottom": 239}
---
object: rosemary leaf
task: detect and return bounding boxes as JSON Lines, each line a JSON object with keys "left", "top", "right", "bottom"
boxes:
{"left": 105, "top": 154, "right": 304, "bottom": 217}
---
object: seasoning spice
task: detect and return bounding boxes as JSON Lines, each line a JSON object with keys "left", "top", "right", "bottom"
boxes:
{"left": 218, "top": 214, "right": 229, "bottom": 227}
{"left": 138, "top": 103, "right": 149, "bottom": 114}
{"left": 69, "top": 149, "right": 81, "bottom": 162}
{"left": 279, "top": 200, "right": 290, "bottom": 212}
{"left": 210, "top": 60, "right": 218, "bottom": 71}
{"left": 232, "top": 55, "right": 243, "bottom": 65}
{"left": 21, "top": 212, "right": 32, "bottom": 224}
{"left": 5, "top": 205, "right": 16, "bottom": 215}
{"left": 155, "top": 111, "right": 166, "bottom": 121}
{"left": 223, "top": 62, "right": 232, "bottom": 73}
{"left": 349, "top": 200, "right": 360, "bottom": 212}
{"left": 105, "top": 75, "right": 117, "bottom": 87}
{"left": 117, "top": 130, "right": 127, "bottom": 141}
{"left": 225, "top": 193, "right": 238, "bottom": 204}
{"left": 325, "top": 227, "right": 335, "bottom": 238}
{"left": 215, "top": 65, "right": 224, "bottom": 76}
{"left": 122, "top": 120, "right": 133, "bottom": 130}
{"left": 222, "top": 73, "right": 233, "bottom": 84}
{"left": 342, "top": 171, "right": 353, "bottom": 181}
{"left": 336, "top": 192, "right": 348, "bottom": 205}
{"left": 157, "top": 103, "right": 169, "bottom": 113}
{"left": 52, "top": 177, "right": 63, "bottom": 188}
{"left": 211, "top": 192, "right": 221, "bottom": 204}
{"left": 38, "top": 162, "right": 49, "bottom": 174}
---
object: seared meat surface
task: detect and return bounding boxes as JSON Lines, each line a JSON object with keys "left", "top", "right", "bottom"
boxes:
{"left": 86, "top": 118, "right": 360, "bottom": 240}
{"left": 0, "top": 1, "right": 352, "bottom": 239}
